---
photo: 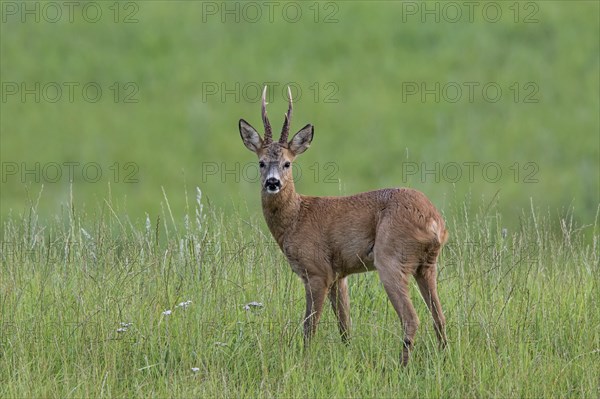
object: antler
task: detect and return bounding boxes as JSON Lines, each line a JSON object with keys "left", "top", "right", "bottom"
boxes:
{"left": 261, "top": 86, "right": 273, "bottom": 144}
{"left": 279, "top": 86, "right": 293, "bottom": 144}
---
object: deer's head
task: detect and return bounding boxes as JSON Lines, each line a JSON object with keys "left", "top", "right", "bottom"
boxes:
{"left": 239, "top": 86, "right": 314, "bottom": 195}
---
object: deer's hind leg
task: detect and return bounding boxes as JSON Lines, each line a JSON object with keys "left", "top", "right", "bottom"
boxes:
{"left": 415, "top": 261, "right": 447, "bottom": 349}
{"left": 329, "top": 277, "right": 351, "bottom": 343}
{"left": 374, "top": 242, "right": 421, "bottom": 366}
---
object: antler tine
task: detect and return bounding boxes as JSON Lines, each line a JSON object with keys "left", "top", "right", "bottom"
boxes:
{"left": 279, "top": 86, "right": 293, "bottom": 144}
{"left": 261, "top": 86, "right": 273, "bottom": 143}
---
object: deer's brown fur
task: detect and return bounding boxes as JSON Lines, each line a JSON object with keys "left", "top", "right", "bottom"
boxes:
{"left": 239, "top": 87, "right": 448, "bottom": 365}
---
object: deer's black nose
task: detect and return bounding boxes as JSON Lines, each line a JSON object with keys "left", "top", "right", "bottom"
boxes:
{"left": 265, "top": 178, "right": 281, "bottom": 192}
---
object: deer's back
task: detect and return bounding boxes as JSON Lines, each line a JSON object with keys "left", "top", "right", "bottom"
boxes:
{"left": 285, "top": 188, "right": 446, "bottom": 278}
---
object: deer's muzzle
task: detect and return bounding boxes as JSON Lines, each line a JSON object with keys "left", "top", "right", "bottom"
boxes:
{"left": 265, "top": 177, "right": 281, "bottom": 194}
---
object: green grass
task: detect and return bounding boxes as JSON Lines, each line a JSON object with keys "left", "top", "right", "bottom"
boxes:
{"left": 1, "top": 1, "right": 598, "bottom": 228}
{"left": 1, "top": 188, "right": 598, "bottom": 397}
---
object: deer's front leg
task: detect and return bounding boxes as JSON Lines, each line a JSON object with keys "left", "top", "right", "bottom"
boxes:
{"left": 303, "top": 277, "right": 328, "bottom": 346}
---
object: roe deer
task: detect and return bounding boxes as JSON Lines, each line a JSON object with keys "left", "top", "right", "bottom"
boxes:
{"left": 239, "top": 87, "right": 448, "bottom": 365}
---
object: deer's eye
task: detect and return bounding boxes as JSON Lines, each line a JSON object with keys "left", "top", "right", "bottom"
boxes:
{"left": 283, "top": 161, "right": 291, "bottom": 169}
{"left": 259, "top": 161, "right": 265, "bottom": 168}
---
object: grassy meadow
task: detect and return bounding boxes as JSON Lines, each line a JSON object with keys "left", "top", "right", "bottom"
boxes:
{"left": 1, "top": 1, "right": 599, "bottom": 397}
{"left": 1, "top": 189, "right": 598, "bottom": 397}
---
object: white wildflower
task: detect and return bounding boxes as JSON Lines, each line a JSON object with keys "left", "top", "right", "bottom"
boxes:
{"left": 162, "top": 309, "right": 172, "bottom": 316}
{"left": 116, "top": 322, "right": 132, "bottom": 333}
{"left": 176, "top": 300, "right": 192, "bottom": 309}
{"left": 191, "top": 367, "right": 200, "bottom": 373}
{"left": 243, "top": 301, "right": 264, "bottom": 311}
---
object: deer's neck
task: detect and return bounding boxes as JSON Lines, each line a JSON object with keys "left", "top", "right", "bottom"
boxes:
{"left": 261, "top": 183, "right": 301, "bottom": 247}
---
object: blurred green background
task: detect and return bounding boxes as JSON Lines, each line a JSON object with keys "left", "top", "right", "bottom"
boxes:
{"left": 1, "top": 1, "right": 598, "bottom": 230}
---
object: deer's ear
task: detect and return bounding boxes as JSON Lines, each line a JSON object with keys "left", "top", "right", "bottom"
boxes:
{"left": 289, "top": 124, "right": 313, "bottom": 155}
{"left": 239, "top": 119, "right": 263, "bottom": 153}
